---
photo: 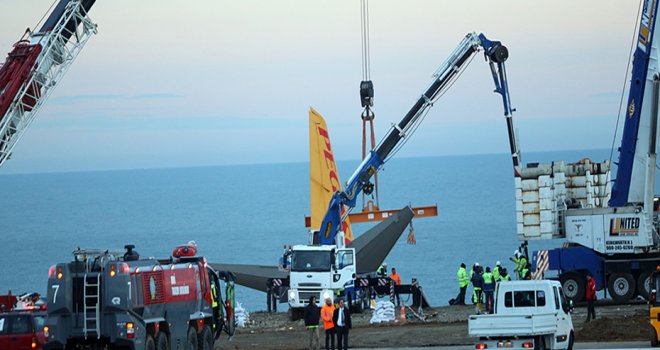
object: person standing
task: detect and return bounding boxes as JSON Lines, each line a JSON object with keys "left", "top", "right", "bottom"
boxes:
{"left": 304, "top": 296, "right": 321, "bottom": 350}
{"left": 510, "top": 251, "right": 528, "bottom": 280}
{"left": 493, "top": 261, "right": 502, "bottom": 282}
{"left": 333, "top": 299, "right": 352, "bottom": 350}
{"left": 470, "top": 263, "right": 481, "bottom": 304}
{"left": 586, "top": 273, "right": 597, "bottom": 322}
{"left": 482, "top": 267, "right": 495, "bottom": 313}
{"left": 321, "top": 298, "right": 336, "bottom": 350}
{"left": 456, "top": 263, "right": 469, "bottom": 305}
{"left": 389, "top": 267, "right": 402, "bottom": 306}
{"left": 471, "top": 267, "right": 484, "bottom": 312}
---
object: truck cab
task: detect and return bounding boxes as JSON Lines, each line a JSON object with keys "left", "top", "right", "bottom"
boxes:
{"left": 469, "top": 280, "right": 574, "bottom": 350}
{"left": 287, "top": 244, "right": 356, "bottom": 318}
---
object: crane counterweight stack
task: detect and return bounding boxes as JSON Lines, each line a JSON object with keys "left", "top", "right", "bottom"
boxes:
{"left": 0, "top": 0, "right": 97, "bottom": 167}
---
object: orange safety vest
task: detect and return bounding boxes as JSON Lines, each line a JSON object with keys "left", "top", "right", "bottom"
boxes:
{"left": 320, "top": 304, "right": 335, "bottom": 330}
{"left": 390, "top": 273, "right": 402, "bottom": 285}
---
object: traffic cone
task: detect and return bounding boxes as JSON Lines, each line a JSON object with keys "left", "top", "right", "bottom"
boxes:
{"left": 399, "top": 304, "right": 406, "bottom": 323}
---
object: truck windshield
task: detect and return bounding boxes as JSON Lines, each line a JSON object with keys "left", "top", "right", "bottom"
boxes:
{"left": 291, "top": 251, "right": 332, "bottom": 272}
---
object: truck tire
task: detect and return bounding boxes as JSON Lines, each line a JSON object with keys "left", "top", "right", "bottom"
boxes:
{"left": 608, "top": 273, "right": 636, "bottom": 302}
{"left": 145, "top": 335, "right": 156, "bottom": 350}
{"left": 198, "top": 325, "right": 213, "bottom": 350}
{"left": 156, "top": 332, "right": 169, "bottom": 350}
{"left": 288, "top": 308, "right": 303, "bottom": 321}
{"left": 560, "top": 272, "right": 585, "bottom": 302}
{"left": 639, "top": 272, "right": 652, "bottom": 300}
{"left": 187, "top": 327, "right": 198, "bottom": 350}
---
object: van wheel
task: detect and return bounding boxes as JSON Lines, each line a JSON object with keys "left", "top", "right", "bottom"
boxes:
{"left": 156, "top": 332, "right": 169, "bottom": 350}
{"left": 608, "top": 273, "right": 636, "bottom": 302}
{"left": 187, "top": 327, "right": 198, "bottom": 350}
{"left": 652, "top": 325, "right": 659, "bottom": 347}
{"left": 560, "top": 272, "right": 585, "bottom": 302}
{"left": 198, "top": 325, "right": 214, "bottom": 350}
{"left": 145, "top": 335, "right": 156, "bottom": 350}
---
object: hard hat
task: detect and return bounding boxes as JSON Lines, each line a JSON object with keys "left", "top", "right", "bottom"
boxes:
{"left": 514, "top": 249, "right": 519, "bottom": 256}
{"left": 496, "top": 261, "right": 501, "bottom": 266}
{"left": 475, "top": 262, "right": 480, "bottom": 267}
{"left": 383, "top": 262, "right": 387, "bottom": 266}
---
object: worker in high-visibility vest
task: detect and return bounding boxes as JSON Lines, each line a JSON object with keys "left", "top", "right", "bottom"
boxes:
{"left": 456, "top": 263, "right": 470, "bottom": 305}
{"left": 493, "top": 261, "right": 502, "bottom": 282}
{"left": 321, "top": 298, "right": 336, "bottom": 350}
{"left": 521, "top": 265, "right": 531, "bottom": 280}
{"left": 389, "top": 267, "right": 402, "bottom": 306}
{"left": 510, "top": 250, "right": 528, "bottom": 279}
{"left": 500, "top": 267, "right": 511, "bottom": 281}
{"left": 482, "top": 267, "right": 495, "bottom": 313}
{"left": 377, "top": 262, "right": 388, "bottom": 277}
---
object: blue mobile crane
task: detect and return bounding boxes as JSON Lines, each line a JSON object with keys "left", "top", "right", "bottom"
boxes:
{"left": 519, "top": 0, "right": 660, "bottom": 302}
{"left": 285, "top": 32, "right": 517, "bottom": 317}
{"left": 318, "top": 32, "right": 515, "bottom": 246}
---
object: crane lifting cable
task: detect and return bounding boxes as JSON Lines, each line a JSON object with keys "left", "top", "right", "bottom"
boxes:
{"left": 360, "top": 0, "right": 379, "bottom": 210}
{"left": 355, "top": 1, "right": 436, "bottom": 245}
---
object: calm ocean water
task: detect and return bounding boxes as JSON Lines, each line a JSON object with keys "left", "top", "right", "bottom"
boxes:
{"left": 0, "top": 149, "right": 620, "bottom": 311}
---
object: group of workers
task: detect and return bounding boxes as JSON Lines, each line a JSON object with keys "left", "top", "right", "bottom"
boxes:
{"left": 304, "top": 296, "right": 353, "bottom": 350}
{"left": 454, "top": 250, "right": 530, "bottom": 313}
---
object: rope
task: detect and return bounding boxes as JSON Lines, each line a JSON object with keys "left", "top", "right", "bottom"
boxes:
{"left": 609, "top": 0, "right": 643, "bottom": 166}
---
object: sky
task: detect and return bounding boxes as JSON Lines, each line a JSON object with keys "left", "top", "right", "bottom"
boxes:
{"left": 0, "top": 1, "right": 641, "bottom": 173}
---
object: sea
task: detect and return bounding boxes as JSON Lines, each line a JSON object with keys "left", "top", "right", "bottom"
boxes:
{"left": 0, "top": 149, "right": 623, "bottom": 312}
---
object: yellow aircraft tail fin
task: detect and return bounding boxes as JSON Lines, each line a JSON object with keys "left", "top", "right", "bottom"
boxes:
{"left": 309, "top": 107, "right": 353, "bottom": 243}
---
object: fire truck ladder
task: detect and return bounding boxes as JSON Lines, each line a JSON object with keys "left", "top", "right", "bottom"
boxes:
{"left": 0, "top": 0, "right": 97, "bottom": 167}
{"left": 83, "top": 273, "right": 101, "bottom": 339}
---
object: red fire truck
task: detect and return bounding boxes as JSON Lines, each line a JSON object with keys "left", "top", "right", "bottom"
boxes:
{"left": 44, "top": 244, "right": 236, "bottom": 350}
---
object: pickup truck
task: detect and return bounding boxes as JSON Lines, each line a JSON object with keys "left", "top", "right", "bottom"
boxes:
{"left": 468, "top": 280, "right": 574, "bottom": 350}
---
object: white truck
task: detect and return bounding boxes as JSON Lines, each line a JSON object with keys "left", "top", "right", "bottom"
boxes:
{"left": 468, "top": 280, "right": 574, "bottom": 350}
{"left": 286, "top": 243, "right": 356, "bottom": 319}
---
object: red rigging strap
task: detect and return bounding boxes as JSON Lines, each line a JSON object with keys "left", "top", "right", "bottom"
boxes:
{"left": 0, "top": 43, "right": 43, "bottom": 120}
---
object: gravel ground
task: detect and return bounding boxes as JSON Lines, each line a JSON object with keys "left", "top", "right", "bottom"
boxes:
{"left": 214, "top": 302, "right": 651, "bottom": 349}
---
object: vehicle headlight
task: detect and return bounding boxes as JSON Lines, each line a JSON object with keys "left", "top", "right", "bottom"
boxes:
{"left": 289, "top": 291, "right": 296, "bottom": 299}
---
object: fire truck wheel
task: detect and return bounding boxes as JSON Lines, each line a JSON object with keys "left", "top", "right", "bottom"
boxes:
{"left": 198, "top": 325, "right": 214, "bottom": 350}
{"left": 187, "top": 327, "right": 199, "bottom": 350}
{"left": 156, "top": 332, "right": 169, "bottom": 350}
{"left": 145, "top": 335, "right": 156, "bottom": 350}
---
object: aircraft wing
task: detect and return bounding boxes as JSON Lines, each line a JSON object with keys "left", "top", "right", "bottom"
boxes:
{"left": 208, "top": 263, "right": 288, "bottom": 293}
{"left": 349, "top": 205, "right": 414, "bottom": 272}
